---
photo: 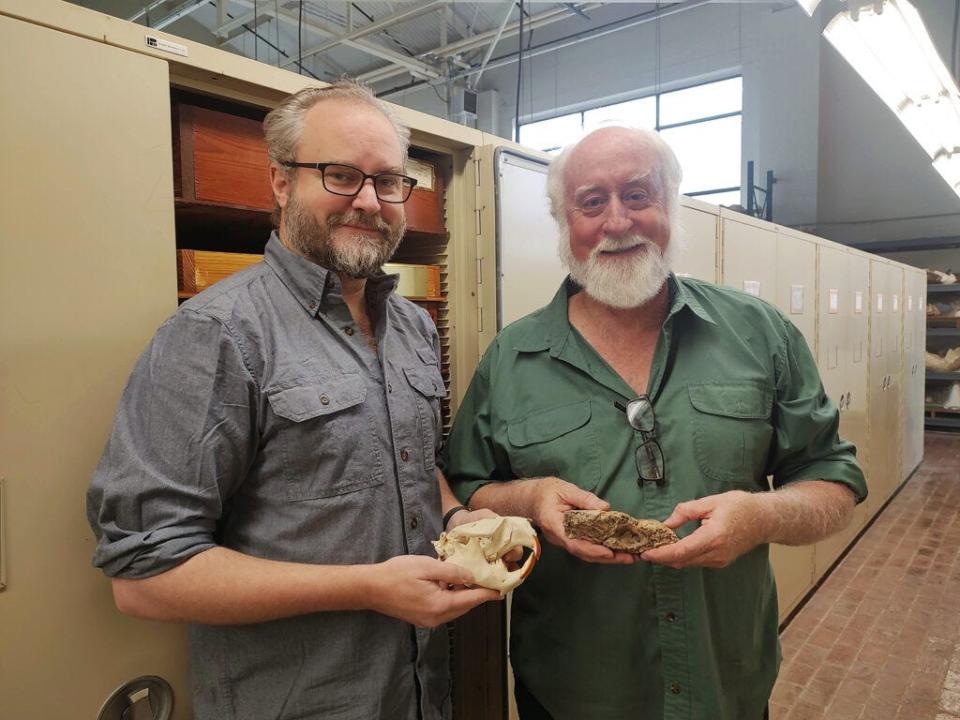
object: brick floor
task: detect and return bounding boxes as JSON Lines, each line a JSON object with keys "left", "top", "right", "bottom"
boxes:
{"left": 771, "top": 432, "right": 960, "bottom": 720}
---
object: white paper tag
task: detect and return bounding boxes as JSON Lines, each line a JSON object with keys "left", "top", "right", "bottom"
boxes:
{"left": 743, "top": 280, "right": 761, "bottom": 297}
{"left": 876, "top": 293, "right": 884, "bottom": 313}
{"left": 828, "top": 288, "right": 840, "bottom": 314}
{"left": 790, "top": 285, "right": 805, "bottom": 314}
{"left": 908, "top": 295, "right": 914, "bottom": 311}
{"left": 145, "top": 35, "right": 188, "bottom": 57}
{"left": 892, "top": 294, "right": 899, "bottom": 312}
{"left": 855, "top": 291, "right": 864, "bottom": 314}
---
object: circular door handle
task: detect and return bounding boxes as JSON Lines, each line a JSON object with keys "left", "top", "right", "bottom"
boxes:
{"left": 97, "top": 676, "right": 174, "bottom": 720}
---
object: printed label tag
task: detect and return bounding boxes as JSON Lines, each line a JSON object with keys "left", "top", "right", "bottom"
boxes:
{"left": 791, "top": 285, "right": 805, "bottom": 314}
{"left": 876, "top": 293, "right": 884, "bottom": 313}
{"left": 743, "top": 280, "right": 761, "bottom": 297}
{"left": 892, "top": 294, "right": 899, "bottom": 312}
{"left": 855, "top": 291, "right": 864, "bottom": 314}
{"left": 828, "top": 288, "right": 840, "bottom": 314}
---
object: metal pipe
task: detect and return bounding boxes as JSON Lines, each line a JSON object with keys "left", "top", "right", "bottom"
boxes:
{"left": 153, "top": 0, "right": 209, "bottom": 30}
{"left": 469, "top": 0, "right": 516, "bottom": 90}
{"left": 279, "top": 0, "right": 446, "bottom": 68}
{"left": 128, "top": 0, "right": 167, "bottom": 23}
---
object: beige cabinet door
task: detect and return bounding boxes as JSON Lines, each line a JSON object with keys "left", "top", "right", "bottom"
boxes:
{"left": 868, "top": 259, "right": 892, "bottom": 511}
{"left": 776, "top": 231, "right": 817, "bottom": 351}
{"left": 675, "top": 200, "right": 719, "bottom": 283}
{"left": 721, "top": 212, "right": 777, "bottom": 302}
{"left": 0, "top": 17, "right": 189, "bottom": 720}
{"left": 813, "top": 244, "right": 855, "bottom": 577}
{"left": 886, "top": 265, "right": 905, "bottom": 488}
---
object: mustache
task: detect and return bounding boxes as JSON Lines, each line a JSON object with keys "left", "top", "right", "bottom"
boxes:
{"left": 327, "top": 210, "right": 392, "bottom": 235}
{"left": 593, "top": 235, "right": 659, "bottom": 255}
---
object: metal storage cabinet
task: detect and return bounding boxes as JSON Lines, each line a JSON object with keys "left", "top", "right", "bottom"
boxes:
{"left": 720, "top": 209, "right": 778, "bottom": 303}
{"left": 0, "top": 15, "right": 191, "bottom": 720}
{"left": 675, "top": 197, "right": 720, "bottom": 283}
{"left": 812, "top": 244, "right": 870, "bottom": 578}
{"left": 901, "top": 268, "right": 926, "bottom": 479}
{"left": 720, "top": 213, "right": 816, "bottom": 620}
{"left": 775, "top": 228, "right": 817, "bottom": 350}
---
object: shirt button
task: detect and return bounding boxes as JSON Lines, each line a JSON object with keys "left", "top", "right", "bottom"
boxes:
{"left": 344, "top": 326, "right": 354, "bottom": 336}
{"left": 670, "top": 683, "right": 681, "bottom": 695}
{"left": 410, "top": 516, "right": 419, "bottom": 529}
{"left": 320, "top": 395, "right": 330, "bottom": 405}
{"left": 400, "top": 449, "right": 409, "bottom": 461}
{"left": 665, "top": 612, "right": 676, "bottom": 622}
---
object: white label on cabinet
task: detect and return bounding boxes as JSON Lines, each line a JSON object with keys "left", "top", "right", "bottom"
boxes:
{"left": 145, "top": 35, "right": 188, "bottom": 57}
{"left": 855, "top": 291, "right": 864, "bottom": 314}
{"left": 828, "top": 288, "right": 840, "bottom": 314}
{"left": 876, "top": 293, "right": 884, "bottom": 313}
{"left": 406, "top": 158, "right": 435, "bottom": 191}
{"left": 790, "top": 285, "right": 805, "bottom": 314}
{"left": 743, "top": 280, "right": 761, "bottom": 297}
{"left": 892, "top": 294, "right": 899, "bottom": 312}
{"left": 908, "top": 295, "right": 914, "bottom": 311}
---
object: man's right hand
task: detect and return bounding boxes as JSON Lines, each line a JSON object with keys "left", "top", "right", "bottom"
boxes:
{"left": 366, "top": 555, "right": 501, "bottom": 628}
{"left": 531, "top": 477, "right": 638, "bottom": 565}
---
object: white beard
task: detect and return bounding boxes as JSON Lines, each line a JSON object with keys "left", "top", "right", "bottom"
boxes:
{"left": 558, "top": 228, "right": 680, "bottom": 309}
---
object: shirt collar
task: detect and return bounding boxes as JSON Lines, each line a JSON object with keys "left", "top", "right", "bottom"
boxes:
{"left": 512, "top": 273, "right": 715, "bottom": 354}
{"left": 263, "top": 231, "right": 399, "bottom": 316}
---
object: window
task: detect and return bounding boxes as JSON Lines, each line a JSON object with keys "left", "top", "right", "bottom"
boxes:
{"left": 518, "top": 77, "right": 742, "bottom": 204}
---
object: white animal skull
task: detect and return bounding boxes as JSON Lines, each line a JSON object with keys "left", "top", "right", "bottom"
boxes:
{"left": 432, "top": 516, "right": 540, "bottom": 595}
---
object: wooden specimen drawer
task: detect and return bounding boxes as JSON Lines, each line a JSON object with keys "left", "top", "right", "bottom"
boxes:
{"left": 174, "top": 104, "right": 273, "bottom": 211}
{"left": 178, "top": 251, "right": 444, "bottom": 326}
{"left": 173, "top": 101, "right": 444, "bottom": 235}
{"left": 177, "top": 249, "right": 261, "bottom": 297}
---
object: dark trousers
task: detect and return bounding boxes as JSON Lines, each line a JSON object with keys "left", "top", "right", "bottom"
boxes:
{"left": 514, "top": 678, "right": 770, "bottom": 720}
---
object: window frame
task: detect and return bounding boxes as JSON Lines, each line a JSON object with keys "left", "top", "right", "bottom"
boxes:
{"left": 517, "top": 75, "right": 743, "bottom": 201}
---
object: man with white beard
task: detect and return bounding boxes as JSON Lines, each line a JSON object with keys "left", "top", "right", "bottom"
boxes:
{"left": 444, "top": 126, "right": 866, "bottom": 720}
{"left": 86, "top": 81, "right": 503, "bottom": 720}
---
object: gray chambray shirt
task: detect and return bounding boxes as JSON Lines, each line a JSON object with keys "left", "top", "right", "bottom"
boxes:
{"left": 87, "top": 233, "right": 451, "bottom": 720}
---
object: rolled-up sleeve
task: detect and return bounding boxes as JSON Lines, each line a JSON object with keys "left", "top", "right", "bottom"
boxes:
{"left": 86, "top": 310, "right": 258, "bottom": 578}
{"left": 767, "top": 316, "right": 867, "bottom": 503}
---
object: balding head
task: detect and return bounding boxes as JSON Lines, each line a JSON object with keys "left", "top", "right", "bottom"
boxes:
{"left": 546, "top": 126, "right": 682, "bottom": 232}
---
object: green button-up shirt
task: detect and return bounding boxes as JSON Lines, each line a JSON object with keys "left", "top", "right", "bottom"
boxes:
{"left": 445, "top": 275, "right": 866, "bottom": 720}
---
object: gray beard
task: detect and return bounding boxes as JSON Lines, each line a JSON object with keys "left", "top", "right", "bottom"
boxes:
{"left": 283, "top": 194, "right": 405, "bottom": 279}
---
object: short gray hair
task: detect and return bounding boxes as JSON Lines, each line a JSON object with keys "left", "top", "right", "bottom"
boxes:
{"left": 263, "top": 79, "right": 411, "bottom": 166}
{"left": 545, "top": 127, "right": 683, "bottom": 229}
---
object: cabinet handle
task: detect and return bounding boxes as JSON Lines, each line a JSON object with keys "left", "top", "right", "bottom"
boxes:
{"left": 845, "top": 392, "right": 852, "bottom": 410}
{"left": 838, "top": 392, "right": 846, "bottom": 410}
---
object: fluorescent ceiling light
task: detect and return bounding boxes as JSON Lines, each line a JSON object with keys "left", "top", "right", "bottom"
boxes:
{"left": 824, "top": 0, "right": 960, "bottom": 197}
{"left": 796, "top": 0, "right": 822, "bottom": 16}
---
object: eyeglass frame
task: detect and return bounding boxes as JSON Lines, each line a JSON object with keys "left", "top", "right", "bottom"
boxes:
{"left": 614, "top": 396, "right": 666, "bottom": 488}
{"left": 280, "top": 161, "right": 418, "bottom": 203}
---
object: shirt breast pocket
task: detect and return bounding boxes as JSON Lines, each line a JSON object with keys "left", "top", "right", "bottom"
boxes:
{"left": 688, "top": 383, "right": 774, "bottom": 487}
{"left": 506, "top": 400, "right": 601, "bottom": 492}
{"left": 266, "top": 375, "right": 384, "bottom": 501}
{"left": 403, "top": 364, "right": 446, "bottom": 472}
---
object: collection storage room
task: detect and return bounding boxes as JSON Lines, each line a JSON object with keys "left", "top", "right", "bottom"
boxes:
{"left": 1, "top": 1, "right": 958, "bottom": 719}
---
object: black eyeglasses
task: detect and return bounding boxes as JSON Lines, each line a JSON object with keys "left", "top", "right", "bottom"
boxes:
{"left": 614, "top": 396, "right": 666, "bottom": 487}
{"left": 281, "top": 162, "right": 418, "bottom": 203}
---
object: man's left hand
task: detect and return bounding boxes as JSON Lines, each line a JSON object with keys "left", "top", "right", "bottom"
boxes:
{"left": 640, "top": 490, "right": 768, "bottom": 569}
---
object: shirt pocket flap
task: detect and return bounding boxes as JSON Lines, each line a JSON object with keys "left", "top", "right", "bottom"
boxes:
{"left": 403, "top": 365, "right": 446, "bottom": 398}
{"left": 507, "top": 400, "right": 592, "bottom": 447}
{"left": 688, "top": 383, "right": 772, "bottom": 420}
{"left": 267, "top": 376, "right": 366, "bottom": 422}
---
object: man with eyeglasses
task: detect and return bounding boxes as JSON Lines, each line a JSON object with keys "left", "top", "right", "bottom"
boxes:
{"left": 86, "top": 81, "right": 502, "bottom": 720}
{"left": 445, "top": 126, "right": 866, "bottom": 720}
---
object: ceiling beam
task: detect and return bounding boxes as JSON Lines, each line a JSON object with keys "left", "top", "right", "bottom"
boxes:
{"left": 227, "top": 0, "right": 441, "bottom": 79}
{"left": 151, "top": 0, "right": 208, "bottom": 30}
{"left": 359, "top": 2, "right": 604, "bottom": 85}
{"left": 278, "top": 0, "right": 446, "bottom": 69}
